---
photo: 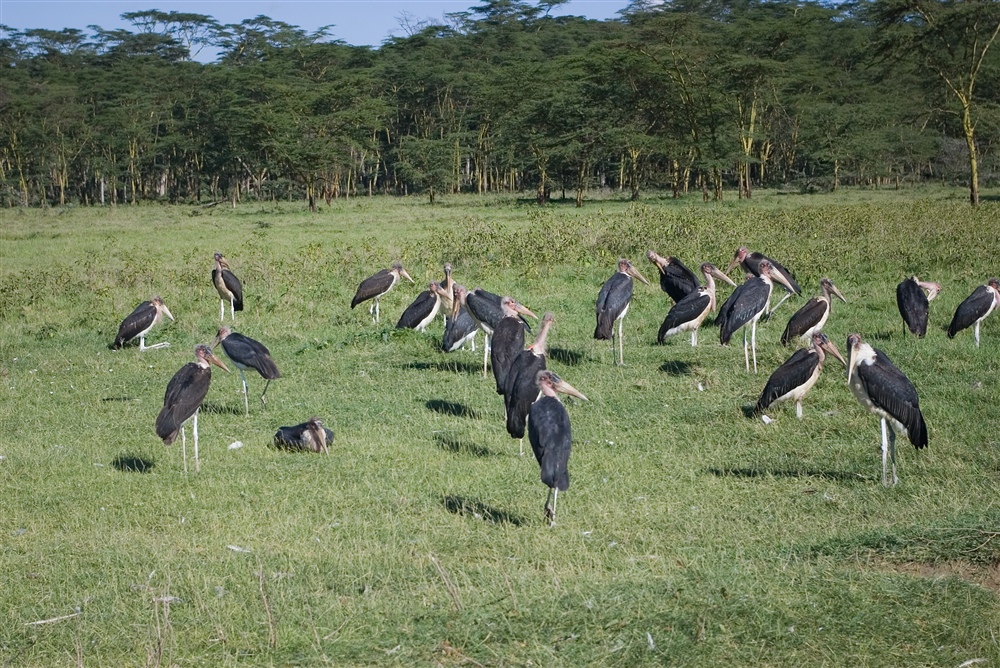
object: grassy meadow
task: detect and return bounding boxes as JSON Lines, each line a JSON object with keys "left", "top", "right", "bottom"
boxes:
{"left": 1, "top": 187, "right": 999, "bottom": 666}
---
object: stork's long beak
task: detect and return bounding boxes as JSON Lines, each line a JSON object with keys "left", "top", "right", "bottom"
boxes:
{"left": 400, "top": 268, "right": 414, "bottom": 283}
{"left": 830, "top": 282, "right": 847, "bottom": 304}
{"left": 514, "top": 302, "right": 538, "bottom": 320}
{"left": 646, "top": 250, "right": 667, "bottom": 272}
{"left": 553, "top": 377, "right": 588, "bottom": 402}
{"left": 627, "top": 264, "right": 650, "bottom": 286}
{"left": 846, "top": 343, "right": 857, "bottom": 384}
{"left": 710, "top": 266, "right": 738, "bottom": 287}
{"left": 726, "top": 256, "right": 740, "bottom": 274}
{"left": 823, "top": 339, "right": 847, "bottom": 368}
{"left": 770, "top": 270, "right": 794, "bottom": 293}
{"left": 162, "top": 305, "right": 175, "bottom": 321}
{"left": 208, "top": 350, "right": 230, "bottom": 372}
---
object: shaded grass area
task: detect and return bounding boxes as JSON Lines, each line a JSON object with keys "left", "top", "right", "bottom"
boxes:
{"left": 1, "top": 191, "right": 999, "bottom": 665}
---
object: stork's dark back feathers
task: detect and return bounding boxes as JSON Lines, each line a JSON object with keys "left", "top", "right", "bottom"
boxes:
{"left": 351, "top": 269, "right": 394, "bottom": 308}
{"left": 156, "top": 363, "right": 211, "bottom": 445}
{"left": 212, "top": 268, "right": 244, "bottom": 310}
{"left": 658, "top": 292, "right": 711, "bottom": 343}
{"left": 594, "top": 273, "right": 633, "bottom": 340}
{"left": 755, "top": 347, "right": 816, "bottom": 412}
{"left": 491, "top": 317, "right": 526, "bottom": 396}
{"left": 396, "top": 290, "right": 437, "bottom": 329}
{"left": 948, "top": 285, "right": 994, "bottom": 338}
{"left": 504, "top": 351, "right": 545, "bottom": 439}
{"left": 859, "top": 349, "right": 928, "bottom": 448}
{"left": 897, "top": 278, "right": 930, "bottom": 336}
{"left": 113, "top": 300, "right": 156, "bottom": 349}
{"left": 528, "top": 396, "right": 572, "bottom": 491}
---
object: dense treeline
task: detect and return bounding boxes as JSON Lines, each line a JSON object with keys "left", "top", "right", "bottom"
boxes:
{"left": 1, "top": 0, "right": 998, "bottom": 208}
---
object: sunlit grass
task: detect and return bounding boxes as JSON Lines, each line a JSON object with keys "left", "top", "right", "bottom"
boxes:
{"left": 1, "top": 189, "right": 998, "bottom": 666}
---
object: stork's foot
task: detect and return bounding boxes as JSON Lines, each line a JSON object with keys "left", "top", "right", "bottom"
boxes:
{"left": 544, "top": 503, "right": 555, "bottom": 527}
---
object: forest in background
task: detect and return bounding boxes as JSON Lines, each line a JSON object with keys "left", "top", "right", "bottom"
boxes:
{"left": 1, "top": 0, "right": 998, "bottom": 209}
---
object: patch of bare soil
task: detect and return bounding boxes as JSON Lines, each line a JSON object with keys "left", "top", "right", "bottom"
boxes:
{"left": 877, "top": 560, "right": 1000, "bottom": 595}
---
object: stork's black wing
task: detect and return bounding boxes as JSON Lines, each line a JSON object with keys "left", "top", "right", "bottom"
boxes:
{"left": 212, "top": 269, "right": 244, "bottom": 310}
{"left": 658, "top": 291, "right": 711, "bottom": 343}
{"left": 396, "top": 290, "right": 437, "bottom": 329}
{"left": 781, "top": 297, "right": 827, "bottom": 345}
{"left": 442, "top": 306, "right": 478, "bottom": 352}
{"left": 896, "top": 278, "right": 930, "bottom": 336}
{"left": 222, "top": 333, "right": 280, "bottom": 379}
{"left": 743, "top": 253, "right": 800, "bottom": 294}
{"left": 491, "top": 317, "right": 526, "bottom": 395}
{"left": 351, "top": 269, "right": 394, "bottom": 308}
{"left": 528, "top": 396, "right": 572, "bottom": 491}
{"left": 156, "top": 363, "right": 211, "bottom": 445}
{"left": 860, "top": 350, "right": 927, "bottom": 448}
{"left": 466, "top": 289, "right": 503, "bottom": 330}
{"left": 948, "top": 285, "right": 994, "bottom": 338}
{"left": 659, "top": 259, "right": 699, "bottom": 303}
{"left": 113, "top": 300, "right": 156, "bottom": 348}
{"left": 595, "top": 272, "right": 633, "bottom": 340}
{"left": 505, "top": 351, "right": 545, "bottom": 439}
{"left": 719, "top": 278, "right": 769, "bottom": 344}
{"left": 756, "top": 348, "right": 818, "bottom": 411}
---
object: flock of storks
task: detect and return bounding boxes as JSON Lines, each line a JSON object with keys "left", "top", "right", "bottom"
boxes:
{"left": 111, "top": 246, "right": 999, "bottom": 524}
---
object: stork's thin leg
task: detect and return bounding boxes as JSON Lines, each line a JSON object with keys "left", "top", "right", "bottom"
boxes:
{"left": 139, "top": 336, "right": 146, "bottom": 351}
{"left": 230, "top": 296, "right": 235, "bottom": 321}
{"left": 549, "top": 488, "right": 559, "bottom": 528}
{"left": 796, "top": 401, "right": 803, "bottom": 420}
{"left": 618, "top": 317, "right": 625, "bottom": 366}
{"left": 483, "top": 333, "right": 490, "bottom": 377}
{"left": 975, "top": 321, "right": 981, "bottom": 348}
{"left": 375, "top": 299, "right": 381, "bottom": 323}
{"left": 193, "top": 409, "right": 201, "bottom": 473}
{"left": 751, "top": 320, "right": 758, "bottom": 373}
{"left": 142, "top": 339, "right": 170, "bottom": 351}
{"left": 220, "top": 299, "right": 225, "bottom": 322}
{"left": 743, "top": 328, "right": 750, "bottom": 372}
{"left": 518, "top": 437, "right": 524, "bottom": 457}
{"left": 544, "top": 487, "right": 554, "bottom": 525}
{"left": 880, "top": 417, "right": 889, "bottom": 487}
{"left": 470, "top": 334, "right": 476, "bottom": 352}
{"left": 181, "top": 424, "right": 187, "bottom": 474}
{"left": 260, "top": 379, "right": 271, "bottom": 408}
{"left": 768, "top": 291, "right": 792, "bottom": 316}
{"left": 240, "top": 369, "right": 249, "bottom": 416}
{"left": 691, "top": 329, "right": 697, "bottom": 347}
{"left": 888, "top": 424, "right": 898, "bottom": 486}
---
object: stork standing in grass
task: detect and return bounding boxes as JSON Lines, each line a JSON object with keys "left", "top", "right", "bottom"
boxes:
{"left": 528, "top": 369, "right": 588, "bottom": 527}
{"left": 156, "top": 344, "right": 229, "bottom": 472}
{"left": 505, "top": 312, "right": 555, "bottom": 456}
{"left": 727, "top": 246, "right": 801, "bottom": 314}
{"left": 438, "top": 283, "right": 479, "bottom": 353}
{"left": 756, "top": 331, "right": 846, "bottom": 419}
{"left": 646, "top": 250, "right": 700, "bottom": 303}
{"left": 212, "top": 253, "right": 243, "bottom": 321}
{"left": 595, "top": 258, "right": 650, "bottom": 366}
{"left": 781, "top": 278, "right": 847, "bottom": 345}
{"left": 351, "top": 262, "right": 413, "bottom": 323}
{"left": 212, "top": 326, "right": 280, "bottom": 416}
{"left": 491, "top": 296, "right": 538, "bottom": 400}
{"left": 112, "top": 296, "right": 174, "bottom": 351}
{"left": 396, "top": 282, "right": 442, "bottom": 332}
{"left": 896, "top": 276, "right": 941, "bottom": 338}
{"left": 846, "top": 333, "right": 927, "bottom": 486}
{"left": 718, "top": 261, "right": 795, "bottom": 372}
{"left": 948, "top": 278, "right": 1000, "bottom": 347}
{"left": 657, "top": 263, "right": 736, "bottom": 346}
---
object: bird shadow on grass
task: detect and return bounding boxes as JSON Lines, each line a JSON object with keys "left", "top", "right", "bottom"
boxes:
{"left": 441, "top": 494, "right": 525, "bottom": 526}
{"left": 549, "top": 347, "right": 586, "bottom": 366}
{"left": 433, "top": 432, "right": 495, "bottom": 457}
{"left": 200, "top": 402, "right": 246, "bottom": 416}
{"left": 112, "top": 454, "right": 154, "bottom": 473}
{"left": 405, "top": 360, "right": 482, "bottom": 375}
{"left": 426, "top": 399, "right": 481, "bottom": 419}
{"left": 707, "top": 467, "right": 865, "bottom": 483}
{"left": 659, "top": 360, "right": 693, "bottom": 376}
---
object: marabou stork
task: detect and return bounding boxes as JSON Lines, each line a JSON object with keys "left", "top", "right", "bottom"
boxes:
{"left": 727, "top": 246, "right": 801, "bottom": 313}
{"left": 491, "top": 296, "right": 538, "bottom": 398}
{"left": 718, "top": 260, "right": 795, "bottom": 373}
{"left": 846, "top": 333, "right": 927, "bottom": 487}
{"left": 212, "top": 252, "right": 243, "bottom": 321}
{"left": 505, "top": 312, "right": 555, "bottom": 456}
{"left": 274, "top": 417, "right": 333, "bottom": 454}
{"left": 595, "top": 258, "right": 650, "bottom": 366}
{"left": 112, "top": 296, "right": 174, "bottom": 351}
{"left": 657, "top": 263, "right": 737, "bottom": 346}
{"left": 781, "top": 278, "right": 847, "bottom": 345}
{"left": 155, "top": 344, "right": 229, "bottom": 473}
{"left": 948, "top": 278, "right": 1000, "bottom": 347}
{"left": 396, "top": 282, "right": 442, "bottom": 332}
{"left": 528, "top": 369, "right": 588, "bottom": 527}
{"left": 212, "top": 326, "right": 280, "bottom": 416}
{"left": 439, "top": 263, "right": 455, "bottom": 325}
{"left": 462, "top": 286, "right": 533, "bottom": 376}
{"left": 646, "top": 250, "right": 700, "bottom": 303}
{"left": 351, "top": 262, "right": 413, "bottom": 323}
{"left": 756, "top": 331, "right": 846, "bottom": 419}
{"left": 896, "top": 276, "right": 941, "bottom": 338}
{"left": 439, "top": 284, "right": 478, "bottom": 353}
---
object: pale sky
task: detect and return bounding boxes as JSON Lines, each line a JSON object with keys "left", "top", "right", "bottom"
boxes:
{"left": 1, "top": 0, "right": 631, "bottom": 51}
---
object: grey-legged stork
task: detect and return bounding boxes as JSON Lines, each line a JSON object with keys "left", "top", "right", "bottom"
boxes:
{"left": 846, "top": 333, "right": 927, "bottom": 486}
{"left": 756, "top": 331, "right": 846, "bottom": 420}
{"left": 505, "top": 312, "right": 555, "bottom": 456}
{"left": 595, "top": 258, "right": 650, "bottom": 365}
{"left": 896, "top": 276, "right": 941, "bottom": 337}
{"left": 212, "top": 326, "right": 280, "bottom": 416}
{"left": 718, "top": 260, "right": 794, "bottom": 372}
{"left": 948, "top": 278, "right": 1000, "bottom": 347}
{"left": 112, "top": 296, "right": 174, "bottom": 351}
{"left": 727, "top": 246, "right": 801, "bottom": 314}
{"left": 351, "top": 262, "right": 413, "bottom": 323}
{"left": 438, "top": 283, "right": 478, "bottom": 353}
{"left": 781, "top": 278, "right": 847, "bottom": 346}
{"left": 491, "top": 296, "right": 538, "bottom": 398}
{"left": 396, "top": 282, "right": 442, "bottom": 332}
{"left": 646, "top": 250, "right": 700, "bottom": 303}
{"left": 657, "top": 263, "right": 736, "bottom": 346}
{"left": 274, "top": 417, "right": 333, "bottom": 454}
{"left": 212, "top": 252, "right": 243, "bottom": 321}
{"left": 155, "top": 344, "right": 229, "bottom": 473}
{"left": 528, "top": 369, "right": 588, "bottom": 527}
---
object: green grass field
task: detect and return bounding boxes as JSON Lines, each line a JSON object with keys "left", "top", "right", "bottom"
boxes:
{"left": 1, "top": 188, "right": 999, "bottom": 666}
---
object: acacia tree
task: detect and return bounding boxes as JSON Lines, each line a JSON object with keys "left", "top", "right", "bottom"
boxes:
{"left": 869, "top": 0, "right": 1000, "bottom": 206}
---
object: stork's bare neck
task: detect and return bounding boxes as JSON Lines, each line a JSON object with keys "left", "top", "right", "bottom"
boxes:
{"left": 529, "top": 313, "right": 555, "bottom": 356}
